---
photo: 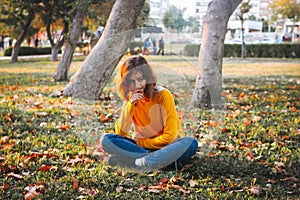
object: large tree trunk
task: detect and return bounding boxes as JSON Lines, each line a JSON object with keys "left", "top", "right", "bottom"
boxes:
{"left": 11, "top": 15, "right": 34, "bottom": 63}
{"left": 63, "top": 0, "right": 145, "bottom": 100}
{"left": 190, "top": 0, "right": 241, "bottom": 109}
{"left": 54, "top": 2, "right": 87, "bottom": 81}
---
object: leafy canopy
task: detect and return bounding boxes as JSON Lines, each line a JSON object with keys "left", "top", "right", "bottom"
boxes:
{"left": 270, "top": 0, "right": 300, "bottom": 23}
{"left": 162, "top": 6, "right": 187, "bottom": 33}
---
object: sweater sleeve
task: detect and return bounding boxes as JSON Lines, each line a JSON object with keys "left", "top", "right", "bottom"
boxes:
{"left": 136, "top": 90, "right": 179, "bottom": 149}
{"left": 115, "top": 101, "right": 136, "bottom": 137}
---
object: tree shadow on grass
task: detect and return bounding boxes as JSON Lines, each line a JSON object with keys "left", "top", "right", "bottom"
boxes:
{"left": 187, "top": 153, "right": 299, "bottom": 199}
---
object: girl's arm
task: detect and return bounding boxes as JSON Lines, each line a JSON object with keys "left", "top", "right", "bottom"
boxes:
{"left": 115, "top": 101, "right": 136, "bottom": 137}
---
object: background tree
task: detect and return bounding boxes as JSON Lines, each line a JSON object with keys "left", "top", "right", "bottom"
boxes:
{"left": 186, "top": 16, "right": 200, "bottom": 33}
{"left": 54, "top": 0, "right": 88, "bottom": 81}
{"left": 40, "top": 0, "right": 76, "bottom": 62}
{"left": 162, "top": 6, "right": 187, "bottom": 36}
{"left": 235, "top": 0, "right": 252, "bottom": 58}
{"left": 54, "top": 0, "right": 114, "bottom": 81}
{"left": 0, "top": 0, "right": 42, "bottom": 62}
{"left": 136, "top": 2, "right": 150, "bottom": 28}
{"left": 190, "top": 0, "right": 242, "bottom": 109}
{"left": 270, "top": 0, "right": 300, "bottom": 41}
{"left": 63, "top": 0, "right": 145, "bottom": 100}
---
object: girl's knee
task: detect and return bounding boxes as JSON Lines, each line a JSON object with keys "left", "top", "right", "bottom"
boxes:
{"left": 180, "top": 137, "right": 198, "bottom": 153}
{"left": 100, "top": 133, "right": 114, "bottom": 147}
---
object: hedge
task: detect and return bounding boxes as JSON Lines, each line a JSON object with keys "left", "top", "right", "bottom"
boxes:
{"left": 4, "top": 47, "right": 61, "bottom": 56}
{"left": 184, "top": 43, "right": 300, "bottom": 58}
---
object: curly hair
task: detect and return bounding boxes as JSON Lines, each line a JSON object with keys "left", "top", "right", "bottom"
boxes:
{"left": 118, "top": 56, "right": 157, "bottom": 101}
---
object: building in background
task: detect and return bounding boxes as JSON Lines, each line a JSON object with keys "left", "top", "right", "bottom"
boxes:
{"left": 146, "top": 0, "right": 299, "bottom": 43}
{"left": 147, "top": 0, "right": 170, "bottom": 28}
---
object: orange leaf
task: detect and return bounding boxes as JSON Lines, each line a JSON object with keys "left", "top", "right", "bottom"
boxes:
{"left": 206, "top": 152, "right": 215, "bottom": 157}
{"left": 72, "top": 177, "right": 79, "bottom": 190}
{"left": 239, "top": 92, "right": 246, "bottom": 98}
{"left": 58, "top": 125, "right": 70, "bottom": 130}
{"left": 244, "top": 120, "right": 251, "bottom": 126}
{"left": 100, "top": 115, "right": 113, "bottom": 123}
{"left": 281, "top": 135, "right": 290, "bottom": 140}
{"left": 158, "top": 178, "right": 170, "bottom": 185}
{"left": 39, "top": 165, "right": 51, "bottom": 172}
{"left": 245, "top": 150, "right": 255, "bottom": 160}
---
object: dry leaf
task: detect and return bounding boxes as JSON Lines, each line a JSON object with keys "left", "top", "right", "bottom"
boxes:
{"left": 245, "top": 150, "right": 255, "bottom": 160}
{"left": 39, "top": 165, "right": 51, "bottom": 172}
{"left": 24, "top": 184, "right": 44, "bottom": 200}
{"left": 0, "top": 136, "right": 9, "bottom": 144}
{"left": 72, "top": 177, "right": 79, "bottom": 190}
{"left": 248, "top": 186, "right": 265, "bottom": 196}
{"left": 188, "top": 179, "right": 198, "bottom": 187}
{"left": 7, "top": 172, "right": 23, "bottom": 180}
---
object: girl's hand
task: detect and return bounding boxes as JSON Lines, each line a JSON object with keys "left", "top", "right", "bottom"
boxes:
{"left": 130, "top": 91, "right": 144, "bottom": 105}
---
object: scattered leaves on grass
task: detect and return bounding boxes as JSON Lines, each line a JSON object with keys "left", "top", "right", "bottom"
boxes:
{"left": 0, "top": 61, "right": 299, "bottom": 199}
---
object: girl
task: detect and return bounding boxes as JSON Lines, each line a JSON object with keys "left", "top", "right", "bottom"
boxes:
{"left": 100, "top": 56, "right": 198, "bottom": 170}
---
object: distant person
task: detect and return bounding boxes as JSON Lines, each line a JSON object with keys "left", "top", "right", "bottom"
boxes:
{"left": 9, "top": 38, "right": 12, "bottom": 47}
{"left": 157, "top": 37, "right": 164, "bottom": 56}
{"left": 0, "top": 35, "right": 4, "bottom": 51}
{"left": 143, "top": 37, "right": 151, "bottom": 55}
{"left": 35, "top": 38, "right": 39, "bottom": 48}
{"left": 152, "top": 37, "right": 157, "bottom": 55}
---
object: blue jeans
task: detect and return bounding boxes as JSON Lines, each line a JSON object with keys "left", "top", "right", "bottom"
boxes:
{"left": 100, "top": 134, "right": 198, "bottom": 169}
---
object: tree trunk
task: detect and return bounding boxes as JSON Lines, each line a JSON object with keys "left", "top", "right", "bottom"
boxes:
{"left": 190, "top": 0, "right": 241, "bottom": 109}
{"left": 54, "top": 46, "right": 74, "bottom": 80}
{"left": 11, "top": 15, "right": 34, "bottom": 63}
{"left": 54, "top": 2, "right": 87, "bottom": 81}
{"left": 241, "top": 19, "right": 246, "bottom": 58}
{"left": 46, "top": 21, "right": 69, "bottom": 62}
{"left": 51, "top": 45, "right": 60, "bottom": 61}
{"left": 63, "top": 0, "right": 145, "bottom": 100}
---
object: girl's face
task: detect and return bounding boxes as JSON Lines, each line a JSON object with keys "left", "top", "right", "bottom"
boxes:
{"left": 127, "top": 70, "right": 146, "bottom": 94}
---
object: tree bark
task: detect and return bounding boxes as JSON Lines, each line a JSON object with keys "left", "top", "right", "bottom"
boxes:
{"left": 46, "top": 21, "right": 69, "bottom": 62}
{"left": 63, "top": 0, "right": 145, "bottom": 100}
{"left": 54, "top": 2, "right": 87, "bottom": 81}
{"left": 190, "top": 0, "right": 241, "bottom": 109}
{"left": 11, "top": 15, "right": 34, "bottom": 63}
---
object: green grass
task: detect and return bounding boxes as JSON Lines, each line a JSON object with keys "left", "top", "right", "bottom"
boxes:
{"left": 0, "top": 57, "right": 299, "bottom": 199}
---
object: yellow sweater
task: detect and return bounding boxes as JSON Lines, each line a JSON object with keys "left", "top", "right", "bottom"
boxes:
{"left": 115, "top": 87, "right": 184, "bottom": 149}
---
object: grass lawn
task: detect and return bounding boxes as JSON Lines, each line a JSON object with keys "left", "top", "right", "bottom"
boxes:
{"left": 0, "top": 56, "right": 299, "bottom": 199}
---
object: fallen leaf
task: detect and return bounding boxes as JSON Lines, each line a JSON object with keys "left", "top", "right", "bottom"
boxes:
{"left": 72, "top": 177, "right": 79, "bottom": 190}
{"left": 24, "top": 184, "right": 45, "bottom": 200}
{"left": 248, "top": 186, "right": 265, "bottom": 196}
{"left": 0, "top": 136, "right": 9, "bottom": 144}
{"left": 0, "top": 182, "right": 9, "bottom": 190}
{"left": 189, "top": 179, "right": 198, "bottom": 187}
{"left": 7, "top": 172, "right": 23, "bottom": 180}
{"left": 245, "top": 150, "right": 255, "bottom": 160}
{"left": 78, "top": 187, "right": 98, "bottom": 196}
{"left": 57, "top": 125, "right": 70, "bottom": 130}
{"left": 39, "top": 165, "right": 51, "bottom": 172}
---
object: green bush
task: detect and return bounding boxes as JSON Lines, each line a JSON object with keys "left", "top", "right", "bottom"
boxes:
{"left": 184, "top": 43, "right": 300, "bottom": 58}
{"left": 184, "top": 44, "right": 201, "bottom": 57}
{"left": 4, "top": 47, "right": 62, "bottom": 56}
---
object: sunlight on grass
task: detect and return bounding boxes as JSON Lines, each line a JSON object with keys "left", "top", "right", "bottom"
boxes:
{"left": 0, "top": 57, "right": 299, "bottom": 199}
